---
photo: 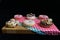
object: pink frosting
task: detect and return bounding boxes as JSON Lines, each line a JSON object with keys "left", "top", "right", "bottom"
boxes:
{"left": 39, "top": 15, "right": 49, "bottom": 19}
{"left": 14, "top": 15, "right": 23, "bottom": 19}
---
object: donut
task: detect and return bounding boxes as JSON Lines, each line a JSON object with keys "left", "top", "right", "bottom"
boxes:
{"left": 23, "top": 20, "right": 35, "bottom": 27}
{"left": 5, "top": 19, "right": 22, "bottom": 28}
{"left": 6, "top": 21, "right": 17, "bottom": 28}
{"left": 10, "top": 19, "right": 15, "bottom": 22}
{"left": 39, "top": 15, "right": 49, "bottom": 20}
{"left": 26, "top": 13, "right": 36, "bottom": 20}
{"left": 40, "top": 18, "right": 53, "bottom": 28}
{"left": 14, "top": 14, "right": 23, "bottom": 20}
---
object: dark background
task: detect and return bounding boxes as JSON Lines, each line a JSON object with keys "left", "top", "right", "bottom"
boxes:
{"left": 0, "top": 0, "right": 60, "bottom": 40}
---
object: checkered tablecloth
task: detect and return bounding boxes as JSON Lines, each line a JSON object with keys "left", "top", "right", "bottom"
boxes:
{"left": 33, "top": 19, "right": 60, "bottom": 35}
{"left": 15, "top": 17, "right": 60, "bottom": 35}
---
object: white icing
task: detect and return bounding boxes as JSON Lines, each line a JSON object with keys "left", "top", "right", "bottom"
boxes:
{"left": 27, "top": 16, "right": 36, "bottom": 20}
{"left": 10, "top": 22, "right": 17, "bottom": 26}
{"left": 6, "top": 21, "right": 17, "bottom": 27}
{"left": 23, "top": 20, "right": 35, "bottom": 26}
{"left": 47, "top": 19, "right": 53, "bottom": 24}
{"left": 6, "top": 19, "right": 20, "bottom": 27}
{"left": 27, "top": 13, "right": 36, "bottom": 20}
{"left": 10, "top": 19, "right": 15, "bottom": 22}
{"left": 48, "top": 18, "right": 52, "bottom": 21}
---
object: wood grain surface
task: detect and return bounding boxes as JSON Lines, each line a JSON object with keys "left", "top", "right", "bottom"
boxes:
{"left": 2, "top": 26, "right": 35, "bottom": 34}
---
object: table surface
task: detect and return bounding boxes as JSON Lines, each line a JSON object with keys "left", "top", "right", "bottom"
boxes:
{"left": 2, "top": 26, "right": 28, "bottom": 30}
{"left": 2, "top": 26, "right": 35, "bottom": 34}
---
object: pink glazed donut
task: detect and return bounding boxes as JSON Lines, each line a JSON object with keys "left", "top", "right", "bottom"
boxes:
{"left": 14, "top": 14, "right": 23, "bottom": 20}
{"left": 39, "top": 15, "right": 49, "bottom": 20}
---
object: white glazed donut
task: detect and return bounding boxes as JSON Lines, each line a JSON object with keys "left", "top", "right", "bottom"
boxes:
{"left": 27, "top": 16, "right": 36, "bottom": 20}
{"left": 9, "top": 22, "right": 17, "bottom": 27}
{"left": 10, "top": 19, "right": 15, "bottom": 22}
{"left": 23, "top": 20, "right": 35, "bottom": 26}
{"left": 6, "top": 21, "right": 17, "bottom": 28}
{"left": 27, "top": 13, "right": 36, "bottom": 20}
{"left": 6, "top": 19, "right": 20, "bottom": 28}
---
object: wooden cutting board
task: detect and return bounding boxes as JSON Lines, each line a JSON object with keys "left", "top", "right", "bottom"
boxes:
{"left": 2, "top": 26, "right": 35, "bottom": 34}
